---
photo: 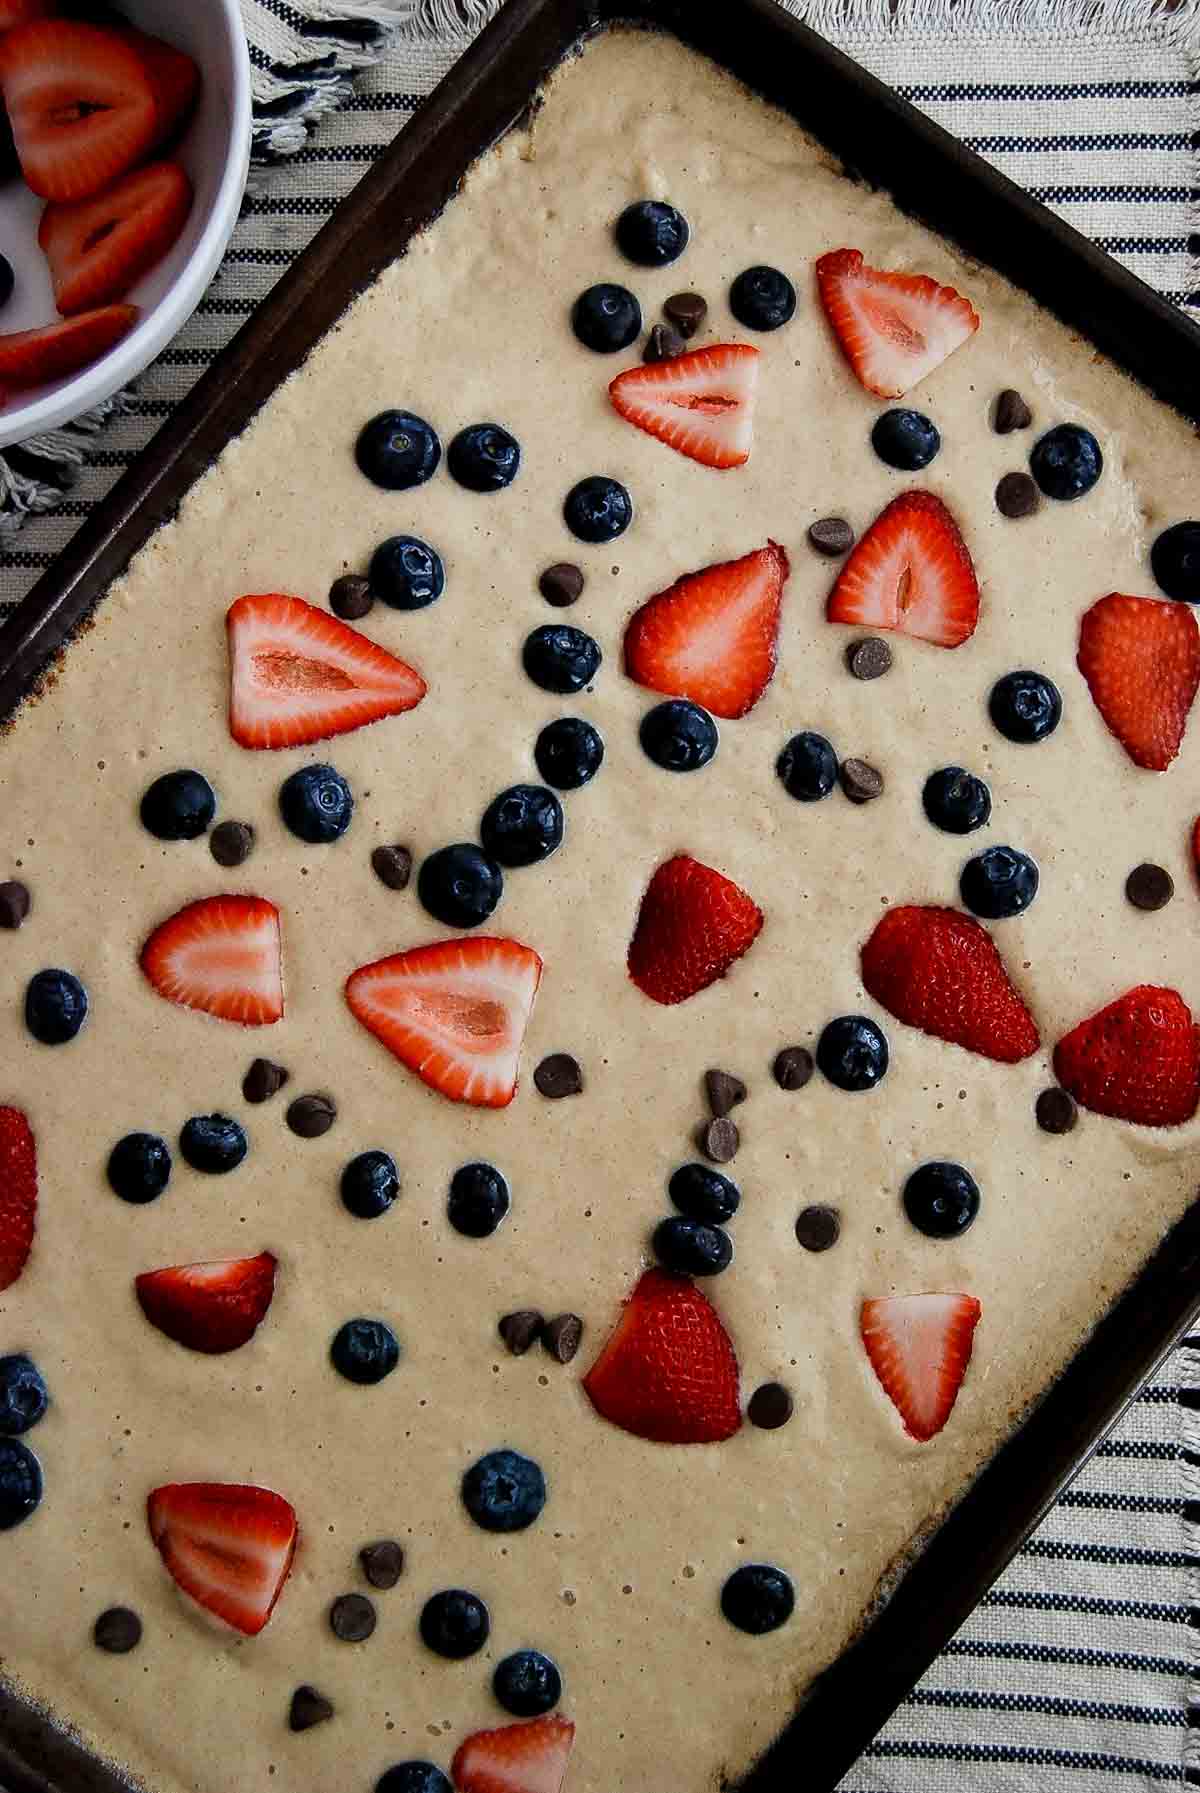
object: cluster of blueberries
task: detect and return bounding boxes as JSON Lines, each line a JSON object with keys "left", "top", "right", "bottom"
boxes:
{"left": 0, "top": 1353, "right": 48, "bottom": 1531}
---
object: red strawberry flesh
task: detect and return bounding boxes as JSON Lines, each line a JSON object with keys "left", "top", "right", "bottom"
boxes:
{"left": 39, "top": 159, "right": 192, "bottom": 315}
{"left": 0, "top": 19, "right": 159, "bottom": 200}
{"left": 608, "top": 342, "right": 759, "bottom": 469}
{"left": 861, "top": 904, "right": 1039, "bottom": 1063}
{"left": 135, "top": 1252, "right": 277, "bottom": 1355}
{"left": 0, "top": 1106, "right": 36, "bottom": 1292}
{"left": 451, "top": 1714, "right": 576, "bottom": 1793}
{"left": 583, "top": 1267, "right": 741, "bottom": 1444}
{"left": 827, "top": 490, "right": 979, "bottom": 649}
{"left": 861, "top": 1292, "right": 981, "bottom": 1441}
{"left": 1077, "top": 592, "right": 1200, "bottom": 771}
{"left": 628, "top": 854, "right": 763, "bottom": 1006}
{"left": 140, "top": 895, "right": 283, "bottom": 1027}
{"left": 0, "top": 303, "right": 137, "bottom": 392}
{"left": 816, "top": 247, "right": 979, "bottom": 398}
{"left": 1053, "top": 984, "right": 1200, "bottom": 1127}
{"left": 147, "top": 1481, "right": 297, "bottom": 1636}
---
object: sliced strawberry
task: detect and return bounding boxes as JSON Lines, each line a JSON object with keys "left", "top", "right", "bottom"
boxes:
{"left": 627, "top": 854, "right": 762, "bottom": 1006}
{"left": 0, "top": 1106, "right": 36, "bottom": 1293}
{"left": 623, "top": 541, "right": 789, "bottom": 719}
{"left": 0, "top": 303, "right": 136, "bottom": 392}
{"left": 861, "top": 1293, "right": 981, "bottom": 1442}
{"left": 147, "top": 1482, "right": 297, "bottom": 1636}
{"left": 816, "top": 248, "right": 979, "bottom": 399}
{"left": 135, "top": 1252, "right": 277, "bottom": 1355}
{"left": 452, "top": 1716, "right": 576, "bottom": 1793}
{"left": 0, "top": 2, "right": 56, "bottom": 32}
{"left": 119, "top": 27, "right": 199, "bottom": 147}
{"left": 1053, "top": 984, "right": 1200, "bottom": 1127}
{"left": 583, "top": 1267, "right": 741, "bottom": 1445}
{"left": 827, "top": 490, "right": 979, "bottom": 649}
{"left": 1192, "top": 816, "right": 1200, "bottom": 890}
{"left": 0, "top": 19, "right": 158, "bottom": 201}
{"left": 39, "top": 160, "right": 192, "bottom": 315}
{"left": 345, "top": 937, "right": 542, "bottom": 1109}
{"left": 861, "top": 904, "right": 1039, "bottom": 1063}
{"left": 609, "top": 342, "right": 759, "bottom": 469}
{"left": 140, "top": 895, "right": 283, "bottom": 1028}
{"left": 1077, "top": 593, "right": 1200, "bottom": 772}
{"left": 227, "top": 592, "right": 426, "bottom": 750}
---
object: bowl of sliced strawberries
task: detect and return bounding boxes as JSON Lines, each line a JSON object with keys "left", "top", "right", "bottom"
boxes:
{"left": 0, "top": 0, "right": 251, "bottom": 447}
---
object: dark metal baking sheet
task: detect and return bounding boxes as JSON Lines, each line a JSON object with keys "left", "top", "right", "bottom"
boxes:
{"left": 3, "top": 1, "right": 1200, "bottom": 1788}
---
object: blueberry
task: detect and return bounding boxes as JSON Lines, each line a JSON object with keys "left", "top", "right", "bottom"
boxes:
{"left": 729, "top": 265, "right": 796, "bottom": 332}
{"left": 417, "top": 844, "right": 503, "bottom": 929}
{"left": 988, "top": 670, "right": 1062, "bottom": 744}
{"left": 0, "top": 1356, "right": 48, "bottom": 1436}
{"left": 25, "top": 969, "right": 88, "bottom": 1045}
{"left": 480, "top": 785, "right": 564, "bottom": 867}
{"left": 106, "top": 1132, "right": 171, "bottom": 1204}
{"left": 493, "top": 1649, "right": 562, "bottom": 1717}
{"left": 652, "top": 1215, "right": 733, "bottom": 1276}
{"left": 534, "top": 717, "right": 604, "bottom": 790}
{"left": 447, "top": 1162, "right": 509, "bottom": 1238}
{"left": 369, "top": 535, "right": 445, "bottom": 610}
{"left": 571, "top": 283, "right": 642, "bottom": 353}
{"left": 419, "top": 1588, "right": 490, "bottom": 1659}
{"left": 461, "top": 1448, "right": 546, "bottom": 1533}
{"left": 0, "top": 1438, "right": 41, "bottom": 1530}
{"left": 639, "top": 699, "right": 718, "bottom": 772}
{"left": 721, "top": 1563, "right": 794, "bottom": 1635}
{"left": 340, "top": 1150, "right": 399, "bottom": 1220}
{"left": 563, "top": 476, "right": 632, "bottom": 544}
{"left": 447, "top": 423, "right": 520, "bottom": 493}
{"left": 0, "top": 253, "right": 12, "bottom": 310}
{"left": 903, "top": 1161, "right": 981, "bottom": 1238}
{"left": 523, "top": 625, "right": 602, "bottom": 694}
{"left": 816, "top": 1016, "right": 889, "bottom": 1091}
{"left": 376, "top": 1766, "right": 452, "bottom": 1793}
{"left": 871, "top": 408, "right": 940, "bottom": 471}
{"left": 668, "top": 1162, "right": 740, "bottom": 1224}
{"left": 776, "top": 732, "right": 837, "bottom": 801}
{"left": 1151, "top": 522, "right": 1200, "bottom": 603}
{"left": 922, "top": 767, "right": 991, "bottom": 835}
{"left": 330, "top": 1318, "right": 400, "bottom": 1385}
{"left": 279, "top": 764, "right": 354, "bottom": 844}
{"left": 179, "top": 1114, "right": 247, "bottom": 1174}
{"left": 960, "top": 844, "right": 1039, "bottom": 920}
{"left": 355, "top": 409, "right": 441, "bottom": 491}
{"left": 1029, "top": 423, "right": 1102, "bottom": 500}
{"left": 615, "top": 199, "right": 689, "bottom": 267}
{"left": 138, "top": 769, "right": 215, "bottom": 841}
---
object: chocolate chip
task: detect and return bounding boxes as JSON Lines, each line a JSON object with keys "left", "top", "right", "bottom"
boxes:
{"left": 538, "top": 562, "right": 585, "bottom": 607}
{"left": 243, "top": 1057, "right": 289, "bottom": 1104}
{"left": 747, "top": 1382, "right": 793, "bottom": 1429}
{"left": 795, "top": 1204, "right": 840, "bottom": 1251}
{"left": 993, "top": 388, "right": 1032, "bottom": 433}
{"left": 1126, "top": 862, "right": 1174, "bottom": 911}
{"left": 808, "top": 516, "right": 855, "bottom": 557}
{"left": 286, "top": 1093, "right": 337, "bottom": 1138}
{"left": 644, "top": 322, "right": 686, "bottom": 363}
{"left": 0, "top": 880, "right": 30, "bottom": 929}
{"left": 705, "top": 1068, "right": 747, "bottom": 1118}
{"left": 846, "top": 637, "right": 892, "bottom": 681}
{"left": 329, "top": 1593, "right": 376, "bottom": 1642}
{"left": 1035, "top": 1086, "right": 1077, "bottom": 1135}
{"left": 663, "top": 292, "right": 706, "bottom": 337}
{"left": 359, "top": 1540, "right": 404, "bottom": 1590}
{"left": 209, "top": 820, "right": 255, "bottom": 868}
{"left": 289, "top": 1685, "right": 335, "bottom": 1732}
{"left": 534, "top": 1053, "right": 583, "bottom": 1099}
{"left": 93, "top": 1606, "right": 142, "bottom": 1654}
{"left": 542, "top": 1312, "right": 583, "bottom": 1363}
{"left": 499, "top": 1310, "right": 544, "bottom": 1355}
{"left": 773, "top": 1046, "right": 814, "bottom": 1091}
{"left": 371, "top": 844, "right": 413, "bottom": 891}
{"left": 839, "top": 758, "right": 884, "bottom": 804}
{"left": 329, "top": 574, "right": 373, "bottom": 620}
{"left": 699, "top": 1116, "right": 739, "bottom": 1163}
{"left": 995, "top": 471, "right": 1040, "bottom": 519}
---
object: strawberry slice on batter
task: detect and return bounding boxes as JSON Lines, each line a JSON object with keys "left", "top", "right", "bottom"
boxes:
{"left": 0, "top": 1106, "right": 36, "bottom": 1292}
{"left": 628, "top": 854, "right": 763, "bottom": 1006}
{"left": 816, "top": 248, "right": 979, "bottom": 398}
{"left": 147, "top": 1482, "right": 297, "bottom": 1636}
{"left": 226, "top": 592, "right": 426, "bottom": 749}
{"left": 1053, "top": 984, "right": 1200, "bottom": 1127}
{"left": 452, "top": 1715, "right": 576, "bottom": 1793}
{"left": 583, "top": 1267, "right": 742, "bottom": 1445}
{"left": 135, "top": 1252, "right": 277, "bottom": 1355}
{"left": 140, "top": 895, "right": 283, "bottom": 1027}
{"left": 861, "top": 904, "right": 1039, "bottom": 1063}
{"left": 827, "top": 490, "right": 979, "bottom": 648}
{"left": 39, "top": 160, "right": 192, "bottom": 314}
{"left": 861, "top": 1292, "right": 981, "bottom": 1442}
{"left": 623, "top": 541, "right": 790, "bottom": 719}
{"left": 608, "top": 342, "right": 759, "bottom": 469}
{"left": 1077, "top": 592, "right": 1200, "bottom": 771}
{"left": 345, "top": 937, "right": 542, "bottom": 1108}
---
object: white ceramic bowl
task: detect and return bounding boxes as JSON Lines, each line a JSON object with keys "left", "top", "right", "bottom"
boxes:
{"left": 0, "top": 0, "right": 252, "bottom": 450}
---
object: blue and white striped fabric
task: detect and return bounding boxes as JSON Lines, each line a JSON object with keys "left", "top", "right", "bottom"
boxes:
{"left": 1, "top": 3, "right": 1199, "bottom": 1789}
